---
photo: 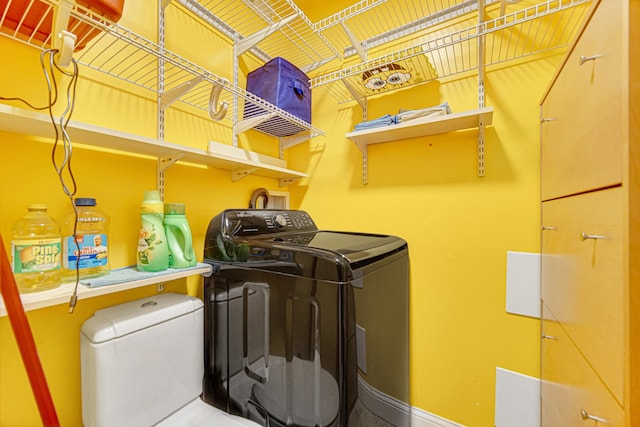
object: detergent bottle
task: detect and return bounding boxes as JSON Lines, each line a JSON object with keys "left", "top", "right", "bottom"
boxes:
{"left": 11, "top": 204, "right": 62, "bottom": 293}
{"left": 163, "top": 203, "right": 197, "bottom": 269}
{"left": 62, "top": 197, "right": 111, "bottom": 280}
{"left": 137, "top": 190, "right": 169, "bottom": 272}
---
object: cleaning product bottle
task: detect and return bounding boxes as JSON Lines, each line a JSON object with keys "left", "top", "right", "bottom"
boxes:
{"left": 137, "top": 190, "right": 169, "bottom": 272}
{"left": 62, "top": 197, "right": 111, "bottom": 280}
{"left": 163, "top": 203, "right": 196, "bottom": 269}
{"left": 10, "top": 204, "right": 62, "bottom": 293}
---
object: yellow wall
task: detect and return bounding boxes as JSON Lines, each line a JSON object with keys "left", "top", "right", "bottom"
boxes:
{"left": 0, "top": 1, "right": 567, "bottom": 426}
{"left": 290, "top": 54, "right": 562, "bottom": 426}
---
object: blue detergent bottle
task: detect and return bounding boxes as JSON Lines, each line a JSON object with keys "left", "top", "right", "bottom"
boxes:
{"left": 163, "top": 203, "right": 196, "bottom": 269}
{"left": 137, "top": 190, "right": 169, "bottom": 272}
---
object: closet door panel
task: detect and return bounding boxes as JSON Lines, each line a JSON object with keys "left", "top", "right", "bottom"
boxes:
{"left": 541, "top": 304, "right": 624, "bottom": 427}
{"left": 540, "top": 0, "right": 624, "bottom": 201}
{"left": 541, "top": 187, "right": 624, "bottom": 402}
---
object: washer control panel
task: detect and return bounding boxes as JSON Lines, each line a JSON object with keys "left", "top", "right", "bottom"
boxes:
{"left": 222, "top": 209, "right": 317, "bottom": 236}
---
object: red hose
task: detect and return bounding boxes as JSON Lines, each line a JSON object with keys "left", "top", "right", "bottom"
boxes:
{"left": 0, "top": 235, "right": 60, "bottom": 426}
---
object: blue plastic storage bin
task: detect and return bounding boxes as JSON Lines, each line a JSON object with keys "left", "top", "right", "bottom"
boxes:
{"left": 244, "top": 57, "right": 312, "bottom": 137}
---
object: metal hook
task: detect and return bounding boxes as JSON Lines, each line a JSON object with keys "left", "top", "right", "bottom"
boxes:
{"left": 208, "top": 83, "right": 229, "bottom": 121}
{"left": 579, "top": 54, "right": 604, "bottom": 66}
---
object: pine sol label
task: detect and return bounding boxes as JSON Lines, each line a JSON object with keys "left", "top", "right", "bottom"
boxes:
{"left": 11, "top": 239, "right": 62, "bottom": 273}
{"left": 63, "top": 233, "right": 109, "bottom": 269}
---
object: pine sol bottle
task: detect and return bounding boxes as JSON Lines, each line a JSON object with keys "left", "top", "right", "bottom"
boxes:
{"left": 11, "top": 204, "right": 62, "bottom": 293}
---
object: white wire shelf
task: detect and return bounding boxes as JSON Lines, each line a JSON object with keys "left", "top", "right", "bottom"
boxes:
{"left": 1, "top": 0, "right": 591, "bottom": 138}
{"left": 170, "top": 0, "right": 341, "bottom": 73}
{"left": 315, "top": 0, "right": 495, "bottom": 61}
{"left": 311, "top": 0, "right": 592, "bottom": 103}
{"left": 0, "top": 0, "right": 324, "bottom": 141}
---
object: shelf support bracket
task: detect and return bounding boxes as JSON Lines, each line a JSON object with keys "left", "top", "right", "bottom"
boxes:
{"left": 159, "top": 76, "right": 203, "bottom": 110}
{"left": 232, "top": 168, "right": 258, "bottom": 181}
{"left": 341, "top": 79, "right": 367, "bottom": 113}
{"left": 354, "top": 142, "right": 368, "bottom": 185}
{"left": 300, "top": 56, "right": 338, "bottom": 74}
{"left": 236, "top": 14, "right": 296, "bottom": 56}
{"left": 477, "top": 0, "right": 486, "bottom": 177}
{"left": 157, "top": 154, "right": 184, "bottom": 198}
{"left": 235, "top": 113, "right": 277, "bottom": 134}
{"left": 279, "top": 177, "right": 301, "bottom": 187}
{"left": 280, "top": 133, "right": 313, "bottom": 153}
{"left": 159, "top": 154, "right": 183, "bottom": 173}
{"left": 340, "top": 22, "right": 367, "bottom": 62}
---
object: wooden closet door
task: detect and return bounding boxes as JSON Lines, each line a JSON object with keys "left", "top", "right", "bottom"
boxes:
{"left": 540, "top": 0, "right": 624, "bottom": 201}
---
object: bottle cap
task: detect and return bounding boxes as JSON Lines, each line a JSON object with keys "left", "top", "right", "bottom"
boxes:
{"left": 164, "top": 203, "right": 185, "bottom": 215}
{"left": 142, "top": 190, "right": 163, "bottom": 214}
{"left": 75, "top": 197, "right": 97, "bottom": 206}
{"left": 27, "top": 203, "right": 48, "bottom": 211}
{"left": 144, "top": 190, "right": 162, "bottom": 202}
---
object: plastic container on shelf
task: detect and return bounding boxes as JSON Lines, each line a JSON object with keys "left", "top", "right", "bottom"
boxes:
{"left": 10, "top": 204, "right": 62, "bottom": 293}
{"left": 137, "top": 190, "right": 169, "bottom": 272}
{"left": 163, "top": 203, "right": 196, "bottom": 269}
{"left": 0, "top": 0, "right": 126, "bottom": 50}
{"left": 62, "top": 197, "right": 111, "bottom": 281}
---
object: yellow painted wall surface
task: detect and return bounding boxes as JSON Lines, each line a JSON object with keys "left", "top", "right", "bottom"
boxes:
{"left": 290, "top": 55, "right": 562, "bottom": 426}
{"left": 0, "top": 1, "right": 570, "bottom": 426}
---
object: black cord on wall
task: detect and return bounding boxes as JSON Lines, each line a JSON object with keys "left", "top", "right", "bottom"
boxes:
{"left": 1, "top": 49, "right": 82, "bottom": 313}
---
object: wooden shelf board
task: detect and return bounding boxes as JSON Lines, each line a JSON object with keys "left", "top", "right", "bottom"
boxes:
{"left": 0, "top": 264, "right": 212, "bottom": 316}
{"left": 345, "top": 107, "right": 494, "bottom": 145}
{"left": 0, "top": 104, "right": 307, "bottom": 181}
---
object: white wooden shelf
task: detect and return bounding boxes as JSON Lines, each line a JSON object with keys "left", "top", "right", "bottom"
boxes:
{"left": 0, "top": 104, "right": 308, "bottom": 185}
{"left": 346, "top": 107, "right": 493, "bottom": 145}
{"left": 0, "top": 263, "right": 212, "bottom": 317}
{"left": 346, "top": 107, "right": 493, "bottom": 183}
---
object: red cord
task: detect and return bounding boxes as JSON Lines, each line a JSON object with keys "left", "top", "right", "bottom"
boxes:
{"left": 0, "top": 235, "right": 60, "bottom": 426}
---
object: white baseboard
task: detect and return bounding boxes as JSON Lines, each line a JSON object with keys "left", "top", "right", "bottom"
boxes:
{"left": 357, "top": 376, "right": 465, "bottom": 427}
{"left": 409, "top": 406, "right": 466, "bottom": 427}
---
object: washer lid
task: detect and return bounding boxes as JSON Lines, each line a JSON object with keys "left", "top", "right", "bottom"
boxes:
{"left": 293, "top": 230, "right": 406, "bottom": 264}
{"left": 81, "top": 293, "right": 203, "bottom": 344}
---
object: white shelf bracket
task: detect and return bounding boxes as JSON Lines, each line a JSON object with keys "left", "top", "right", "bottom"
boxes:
{"left": 478, "top": 120, "right": 486, "bottom": 176}
{"left": 478, "top": 0, "right": 486, "bottom": 177}
{"left": 235, "top": 113, "right": 277, "bottom": 135}
{"left": 354, "top": 142, "right": 368, "bottom": 185}
{"left": 157, "top": 154, "right": 184, "bottom": 197}
{"left": 300, "top": 56, "right": 338, "bottom": 74}
{"left": 342, "top": 79, "right": 367, "bottom": 111}
{"left": 236, "top": 14, "right": 297, "bottom": 56}
{"left": 280, "top": 133, "right": 313, "bottom": 152}
{"left": 340, "top": 21, "right": 367, "bottom": 62}
{"left": 159, "top": 154, "right": 184, "bottom": 173}
{"left": 279, "top": 177, "right": 301, "bottom": 187}
{"left": 160, "top": 76, "right": 203, "bottom": 110}
{"left": 232, "top": 168, "right": 258, "bottom": 181}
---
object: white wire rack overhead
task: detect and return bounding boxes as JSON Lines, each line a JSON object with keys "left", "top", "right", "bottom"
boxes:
{"left": 0, "top": 0, "right": 324, "bottom": 140}
{"left": 171, "top": 0, "right": 342, "bottom": 73}
{"left": 315, "top": 0, "right": 496, "bottom": 61}
{"left": 1, "top": 0, "right": 592, "bottom": 130}
{"left": 311, "top": 0, "right": 592, "bottom": 103}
